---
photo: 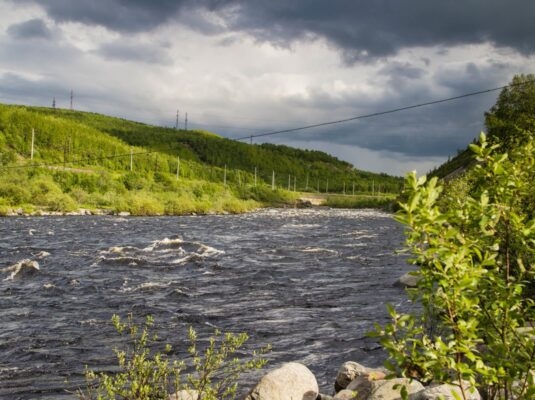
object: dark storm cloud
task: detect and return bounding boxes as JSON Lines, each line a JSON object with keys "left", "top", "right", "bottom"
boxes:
{"left": 7, "top": 18, "right": 53, "bottom": 40}
{"left": 218, "top": 0, "right": 535, "bottom": 61}
{"left": 16, "top": 1, "right": 535, "bottom": 59}
{"left": 14, "top": 0, "right": 189, "bottom": 32}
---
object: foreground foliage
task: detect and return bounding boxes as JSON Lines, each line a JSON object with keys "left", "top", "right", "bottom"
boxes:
{"left": 373, "top": 134, "right": 535, "bottom": 399}
{"left": 78, "top": 314, "right": 270, "bottom": 400}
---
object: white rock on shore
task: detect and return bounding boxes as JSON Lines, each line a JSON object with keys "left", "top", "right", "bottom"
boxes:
{"left": 243, "top": 362, "right": 318, "bottom": 400}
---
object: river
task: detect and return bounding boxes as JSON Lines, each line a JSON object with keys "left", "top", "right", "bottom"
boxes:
{"left": 0, "top": 208, "right": 412, "bottom": 399}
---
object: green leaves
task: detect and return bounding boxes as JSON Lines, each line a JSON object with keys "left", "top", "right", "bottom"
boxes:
{"left": 374, "top": 133, "right": 535, "bottom": 399}
{"left": 79, "top": 315, "right": 270, "bottom": 400}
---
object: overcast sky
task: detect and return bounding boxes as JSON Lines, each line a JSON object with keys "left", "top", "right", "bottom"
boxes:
{"left": 1, "top": 1, "right": 534, "bottom": 176}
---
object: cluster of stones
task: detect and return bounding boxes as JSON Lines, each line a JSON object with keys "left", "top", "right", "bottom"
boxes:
{"left": 169, "top": 360, "right": 481, "bottom": 400}
{"left": 4, "top": 208, "right": 130, "bottom": 216}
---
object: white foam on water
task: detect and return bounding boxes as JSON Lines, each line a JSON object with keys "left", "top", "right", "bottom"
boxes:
{"left": 144, "top": 237, "right": 184, "bottom": 252}
{"left": 301, "top": 247, "right": 338, "bottom": 255}
{"left": 33, "top": 251, "right": 51, "bottom": 259}
{"left": 120, "top": 281, "right": 173, "bottom": 293}
{"left": 2, "top": 259, "right": 40, "bottom": 281}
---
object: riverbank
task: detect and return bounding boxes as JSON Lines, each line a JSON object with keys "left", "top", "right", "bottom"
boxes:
{"left": 0, "top": 195, "right": 395, "bottom": 217}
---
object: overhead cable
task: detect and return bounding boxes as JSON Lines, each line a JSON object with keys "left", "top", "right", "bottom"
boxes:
{"left": 235, "top": 79, "right": 535, "bottom": 142}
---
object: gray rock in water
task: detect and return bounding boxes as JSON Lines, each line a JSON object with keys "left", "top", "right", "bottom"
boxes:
{"left": 395, "top": 271, "right": 420, "bottom": 288}
{"left": 243, "top": 362, "right": 318, "bottom": 400}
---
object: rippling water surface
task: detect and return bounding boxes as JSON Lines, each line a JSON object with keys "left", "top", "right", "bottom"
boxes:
{"left": 0, "top": 208, "right": 411, "bottom": 399}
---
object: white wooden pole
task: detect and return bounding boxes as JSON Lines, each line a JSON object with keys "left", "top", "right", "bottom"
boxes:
{"left": 254, "top": 166, "right": 257, "bottom": 187}
{"left": 31, "top": 128, "right": 35, "bottom": 160}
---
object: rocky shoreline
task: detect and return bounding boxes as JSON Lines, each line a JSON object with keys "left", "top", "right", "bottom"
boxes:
{"left": 170, "top": 361, "right": 481, "bottom": 400}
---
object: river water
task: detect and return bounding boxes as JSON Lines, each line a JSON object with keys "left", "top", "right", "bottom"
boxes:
{"left": 0, "top": 208, "right": 412, "bottom": 399}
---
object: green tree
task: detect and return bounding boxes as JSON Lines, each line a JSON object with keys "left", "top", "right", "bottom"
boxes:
{"left": 485, "top": 74, "right": 535, "bottom": 150}
{"left": 373, "top": 134, "right": 535, "bottom": 400}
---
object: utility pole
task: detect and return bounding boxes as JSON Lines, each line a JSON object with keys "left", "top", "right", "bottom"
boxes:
{"left": 52, "top": 97, "right": 56, "bottom": 110}
{"left": 175, "top": 110, "right": 179, "bottom": 130}
{"left": 288, "top": 174, "right": 291, "bottom": 190}
{"left": 272, "top": 171, "right": 275, "bottom": 190}
{"left": 176, "top": 156, "right": 180, "bottom": 180}
{"left": 185, "top": 112, "right": 188, "bottom": 131}
{"left": 70, "top": 90, "right": 73, "bottom": 110}
{"left": 30, "top": 128, "right": 35, "bottom": 160}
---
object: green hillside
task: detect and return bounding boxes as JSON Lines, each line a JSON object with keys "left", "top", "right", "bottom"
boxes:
{"left": 430, "top": 74, "right": 535, "bottom": 180}
{"left": 0, "top": 103, "right": 402, "bottom": 215}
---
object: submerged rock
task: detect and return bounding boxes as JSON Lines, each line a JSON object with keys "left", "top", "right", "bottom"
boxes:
{"left": 395, "top": 271, "right": 420, "bottom": 288}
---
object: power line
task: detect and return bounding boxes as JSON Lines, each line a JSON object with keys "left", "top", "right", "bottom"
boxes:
{"left": 235, "top": 80, "right": 535, "bottom": 142}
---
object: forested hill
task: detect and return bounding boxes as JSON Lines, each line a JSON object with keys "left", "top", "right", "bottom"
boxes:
{"left": 0, "top": 104, "right": 402, "bottom": 194}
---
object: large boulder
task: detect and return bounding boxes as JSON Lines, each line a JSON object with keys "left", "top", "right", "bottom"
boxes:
{"left": 346, "top": 371, "right": 387, "bottom": 399}
{"left": 410, "top": 382, "right": 481, "bottom": 400}
{"left": 345, "top": 377, "right": 424, "bottom": 400}
{"left": 333, "top": 389, "right": 358, "bottom": 400}
{"left": 335, "top": 361, "right": 370, "bottom": 392}
{"left": 369, "top": 378, "right": 424, "bottom": 400}
{"left": 168, "top": 389, "right": 199, "bottom": 400}
{"left": 243, "top": 362, "right": 318, "bottom": 400}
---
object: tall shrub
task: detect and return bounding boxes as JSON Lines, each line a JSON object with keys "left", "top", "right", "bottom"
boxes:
{"left": 374, "top": 134, "right": 535, "bottom": 400}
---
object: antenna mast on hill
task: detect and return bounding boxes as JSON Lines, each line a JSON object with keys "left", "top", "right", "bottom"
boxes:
{"left": 52, "top": 97, "right": 56, "bottom": 110}
{"left": 175, "top": 109, "right": 179, "bottom": 129}
{"left": 185, "top": 112, "right": 188, "bottom": 131}
{"left": 70, "top": 90, "right": 73, "bottom": 110}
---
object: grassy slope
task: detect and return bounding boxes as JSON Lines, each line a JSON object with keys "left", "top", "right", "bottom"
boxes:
{"left": 0, "top": 104, "right": 402, "bottom": 215}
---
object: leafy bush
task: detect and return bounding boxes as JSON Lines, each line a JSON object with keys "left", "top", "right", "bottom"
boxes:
{"left": 46, "top": 192, "right": 77, "bottom": 212}
{"left": 78, "top": 314, "right": 270, "bottom": 400}
{"left": 372, "top": 134, "right": 535, "bottom": 400}
{"left": 122, "top": 192, "right": 165, "bottom": 216}
{"left": 0, "top": 182, "right": 31, "bottom": 204}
